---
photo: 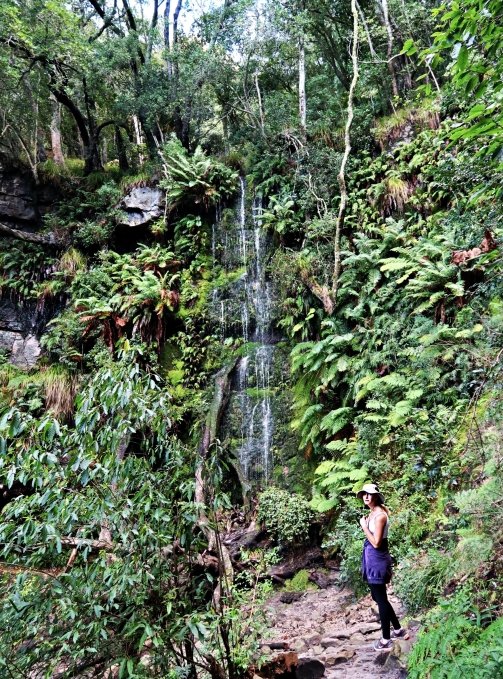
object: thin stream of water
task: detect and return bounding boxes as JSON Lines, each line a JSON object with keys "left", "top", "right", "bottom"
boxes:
{"left": 211, "top": 179, "right": 275, "bottom": 482}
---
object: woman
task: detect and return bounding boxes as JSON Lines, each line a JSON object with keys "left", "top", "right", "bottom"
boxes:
{"left": 357, "top": 483, "right": 409, "bottom": 650}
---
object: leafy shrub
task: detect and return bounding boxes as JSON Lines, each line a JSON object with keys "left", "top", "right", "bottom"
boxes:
{"left": 394, "top": 549, "right": 453, "bottom": 613}
{"left": 72, "top": 219, "right": 115, "bottom": 249}
{"left": 321, "top": 504, "right": 367, "bottom": 596}
{"left": 408, "top": 588, "right": 503, "bottom": 679}
{"left": 0, "top": 240, "right": 58, "bottom": 301}
{"left": 340, "top": 538, "right": 367, "bottom": 597}
{"left": 159, "top": 137, "right": 238, "bottom": 211}
{"left": 284, "top": 569, "right": 311, "bottom": 592}
{"left": 258, "top": 486, "right": 314, "bottom": 545}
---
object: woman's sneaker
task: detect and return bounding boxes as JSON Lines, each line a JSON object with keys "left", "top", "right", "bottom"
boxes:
{"left": 373, "top": 638, "right": 394, "bottom": 650}
{"left": 391, "top": 628, "right": 410, "bottom": 640}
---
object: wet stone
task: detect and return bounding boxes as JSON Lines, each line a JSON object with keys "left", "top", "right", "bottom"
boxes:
{"left": 324, "top": 649, "right": 355, "bottom": 666}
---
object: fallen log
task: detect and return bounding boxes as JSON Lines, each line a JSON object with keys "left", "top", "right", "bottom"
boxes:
{"left": 268, "top": 547, "right": 324, "bottom": 581}
{"left": 0, "top": 221, "right": 66, "bottom": 247}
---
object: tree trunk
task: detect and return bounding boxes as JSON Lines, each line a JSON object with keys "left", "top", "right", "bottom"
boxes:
{"left": 163, "top": 0, "right": 171, "bottom": 47}
{"left": 196, "top": 361, "right": 238, "bottom": 609}
{"left": 49, "top": 94, "right": 65, "bottom": 165}
{"left": 254, "top": 72, "right": 266, "bottom": 137}
{"left": 378, "top": 0, "right": 399, "bottom": 97}
{"left": 147, "top": 0, "right": 160, "bottom": 61}
{"left": 356, "top": 0, "right": 377, "bottom": 58}
{"left": 83, "top": 134, "right": 103, "bottom": 175}
{"left": 50, "top": 86, "right": 103, "bottom": 175}
{"left": 115, "top": 125, "right": 129, "bottom": 171}
{"left": 298, "top": 36, "right": 307, "bottom": 135}
{"left": 173, "top": 0, "right": 182, "bottom": 45}
{"left": 331, "top": 0, "right": 359, "bottom": 302}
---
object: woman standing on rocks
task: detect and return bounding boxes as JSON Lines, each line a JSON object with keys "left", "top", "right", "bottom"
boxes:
{"left": 357, "top": 483, "right": 409, "bottom": 650}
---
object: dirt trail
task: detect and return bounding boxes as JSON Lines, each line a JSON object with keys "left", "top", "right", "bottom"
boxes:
{"left": 261, "top": 570, "right": 417, "bottom": 679}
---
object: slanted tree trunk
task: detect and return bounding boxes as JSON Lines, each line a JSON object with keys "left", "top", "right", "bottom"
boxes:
{"left": 49, "top": 94, "right": 65, "bottom": 165}
{"left": 254, "top": 72, "right": 266, "bottom": 135}
{"left": 356, "top": 0, "right": 377, "bottom": 58}
{"left": 297, "top": 0, "right": 359, "bottom": 313}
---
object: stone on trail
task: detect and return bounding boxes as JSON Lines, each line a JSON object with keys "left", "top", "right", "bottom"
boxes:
{"left": 308, "top": 571, "right": 331, "bottom": 589}
{"left": 324, "top": 649, "right": 355, "bottom": 666}
{"left": 320, "top": 638, "right": 340, "bottom": 648}
{"left": 256, "top": 651, "right": 298, "bottom": 678}
{"left": 291, "top": 639, "right": 308, "bottom": 653}
{"left": 264, "top": 569, "right": 412, "bottom": 679}
{"left": 295, "top": 657, "right": 325, "bottom": 679}
{"left": 280, "top": 592, "right": 304, "bottom": 604}
{"left": 373, "top": 642, "right": 399, "bottom": 667}
{"left": 304, "top": 633, "right": 322, "bottom": 647}
{"left": 354, "top": 622, "right": 382, "bottom": 635}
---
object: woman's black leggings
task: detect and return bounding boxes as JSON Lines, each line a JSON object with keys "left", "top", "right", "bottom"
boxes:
{"left": 369, "top": 583, "right": 400, "bottom": 640}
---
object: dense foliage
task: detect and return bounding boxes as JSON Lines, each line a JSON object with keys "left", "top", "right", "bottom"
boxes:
{"left": 0, "top": 0, "right": 502, "bottom": 676}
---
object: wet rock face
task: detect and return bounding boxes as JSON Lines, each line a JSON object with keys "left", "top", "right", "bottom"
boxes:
{"left": 118, "top": 187, "right": 164, "bottom": 227}
{"left": 0, "top": 164, "right": 38, "bottom": 225}
{"left": 0, "top": 300, "right": 25, "bottom": 333}
{"left": 0, "top": 159, "right": 60, "bottom": 227}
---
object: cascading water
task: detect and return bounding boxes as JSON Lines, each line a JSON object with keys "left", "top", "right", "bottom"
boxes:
{"left": 211, "top": 179, "right": 276, "bottom": 484}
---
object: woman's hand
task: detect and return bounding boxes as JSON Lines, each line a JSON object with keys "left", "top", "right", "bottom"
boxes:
{"left": 359, "top": 516, "right": 367, "bottom": 530}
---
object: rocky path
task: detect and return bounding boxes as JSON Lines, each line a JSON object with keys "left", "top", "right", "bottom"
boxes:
{"left": 260, "top": 571, "right": 417, "bottom": 679}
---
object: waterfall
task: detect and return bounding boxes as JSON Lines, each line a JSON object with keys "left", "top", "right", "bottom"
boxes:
{"left": 211, "top": 179, "right": 276, "bottom": 484}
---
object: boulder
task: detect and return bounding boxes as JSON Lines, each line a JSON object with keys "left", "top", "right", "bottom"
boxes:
{"left": 0, "top": 331, "right": 41, "bottom": 368}
{"left": 295, "top": 658, "right": 325, "bottom": 679}
{"left": 119, "top": 186, "right": 164, "bottom": 227}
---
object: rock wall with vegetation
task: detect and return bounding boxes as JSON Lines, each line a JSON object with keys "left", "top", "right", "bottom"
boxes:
{"left": 0, "top": 0, "right": 501, "bottom": 676}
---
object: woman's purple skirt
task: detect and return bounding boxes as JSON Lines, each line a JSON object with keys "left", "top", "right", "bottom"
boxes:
{"left": 361, "top": 538, "right": 392, "bottom": 585}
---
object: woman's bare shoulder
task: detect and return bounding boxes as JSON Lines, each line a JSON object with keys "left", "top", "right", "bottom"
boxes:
{"left": 374, "top": 510, "right": 388, "bottom": 523}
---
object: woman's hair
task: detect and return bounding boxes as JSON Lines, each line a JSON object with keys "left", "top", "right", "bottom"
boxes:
{"left": 372, "top": 494, "right": 390, "bottom": 516}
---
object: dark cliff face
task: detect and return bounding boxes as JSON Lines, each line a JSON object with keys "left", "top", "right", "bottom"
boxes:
{"left": 0, "top": 158, "right": 60, "bottom": 229}
{"left": 0, "top": 159, "right": 63, "bottom": 367}
{"left": 0, "top": 161, "right": 39, "bottom": 228}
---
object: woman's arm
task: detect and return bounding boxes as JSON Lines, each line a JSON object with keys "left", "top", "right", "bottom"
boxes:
{"left": 359, "top": 513, "right": 386, "bottom": 548}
